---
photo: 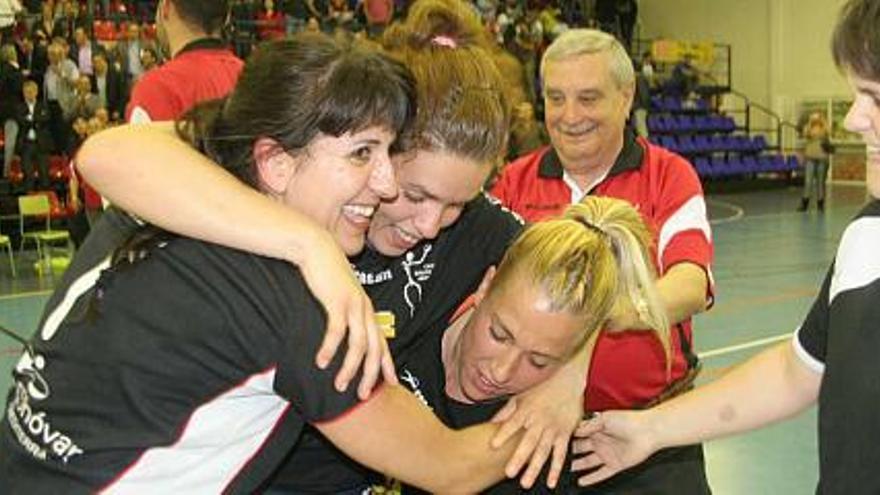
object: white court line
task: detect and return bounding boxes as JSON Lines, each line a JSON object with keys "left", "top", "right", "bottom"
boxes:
{"left": 707, "top": 198, "right": 745, "bottom": 225}
{"left": 698, "top": 332, "right": 792, "bottom": 359}
{"left": 0, "top": 290, "right": 53, "bottom": 301}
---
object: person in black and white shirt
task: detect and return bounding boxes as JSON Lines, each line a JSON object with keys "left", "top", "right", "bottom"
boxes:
{"left": 570, "top": 2, "right": 880, "bottom": 493}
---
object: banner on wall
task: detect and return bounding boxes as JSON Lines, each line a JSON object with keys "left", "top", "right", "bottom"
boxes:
{"left": 651, "top": 40, "right": 715, "bottom": 67}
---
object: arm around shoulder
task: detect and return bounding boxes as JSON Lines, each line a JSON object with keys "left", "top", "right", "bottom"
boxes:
{"left": 316, "top": 384, "right": 517, "bottom": 493}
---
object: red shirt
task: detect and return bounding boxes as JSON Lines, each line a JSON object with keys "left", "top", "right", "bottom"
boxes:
{"left": 256, "top": 11, "right": 286, "bottom": 41}
{"left": 492, "top": 134, "right": 714, "bottom": 410}
{"left": 126, "top": 38, "right": 243, "bottom": 122}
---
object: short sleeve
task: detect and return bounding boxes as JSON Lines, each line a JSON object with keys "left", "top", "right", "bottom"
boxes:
{"left": 227, "top": 258, "right": 363, "bottom": 423}
{"left": 794, "top": 265, "right": 833, "bottom": 373}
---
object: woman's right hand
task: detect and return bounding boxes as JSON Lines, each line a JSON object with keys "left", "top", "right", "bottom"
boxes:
{"left": 297, "top": 229, "right": 397, "bottom": 400}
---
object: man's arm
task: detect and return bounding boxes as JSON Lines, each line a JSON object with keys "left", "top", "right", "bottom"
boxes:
{"left": 607, "top": 261, "right": 708, "bottom": 331}
{"left": 572, "top": 341, "right": 821, "bottom": 486}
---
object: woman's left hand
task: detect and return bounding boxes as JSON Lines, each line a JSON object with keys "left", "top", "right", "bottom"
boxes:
{"left": 490, "top": 362, "right": 586, "bottom": 489}
{"left": 299, "top": 229, "right": 397, "bottom": 400}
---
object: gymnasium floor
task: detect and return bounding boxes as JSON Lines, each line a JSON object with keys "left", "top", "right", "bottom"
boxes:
{"left": 0, "top": 183, "right": 869, "bottom": 493}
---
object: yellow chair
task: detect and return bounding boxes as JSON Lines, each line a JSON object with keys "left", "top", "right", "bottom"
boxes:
{"left": 0, "top": 223, "right": 14, "bottom": 278}
{"left": 18, "top": 194, "right": 72, "bottom": 274}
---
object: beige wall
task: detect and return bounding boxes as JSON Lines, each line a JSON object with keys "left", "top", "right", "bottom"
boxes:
{"left": 639, "top": 0, "right": 850, "bottom": 127}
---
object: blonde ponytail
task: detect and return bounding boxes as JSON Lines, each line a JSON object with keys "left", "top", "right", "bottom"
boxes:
{"left": 569, "top": 198, "right": 671, "bottom": 367}
{"left": 489, "top": 196, "right": 671, "bottom": 365}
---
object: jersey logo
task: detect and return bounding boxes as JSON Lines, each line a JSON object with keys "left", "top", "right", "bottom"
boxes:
{"left": 399, "top": 368, "right": 431, "bottom": 410}
{"left": 401, "top": 245, "right": 433, "bottom": 317}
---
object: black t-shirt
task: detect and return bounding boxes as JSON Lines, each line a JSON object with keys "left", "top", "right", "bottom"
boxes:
{"left": 395, "top": 302, "right": 573, "bottom": 495}
{"left": 795, "top": 200, "right": 880, "bottom": 494}
{"left": 0, "top": 209, "right": 361, "bottom": 494}
{"left": 268, "top": 193, "right": 525, "bottom": 492}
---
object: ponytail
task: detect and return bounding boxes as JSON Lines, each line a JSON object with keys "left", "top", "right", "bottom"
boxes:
{"left": 569, "top": 198, "right": 671, "bottom": 368}
{"left": 490, "top": 196, "right": 671, "bottom": 366}
{"left": 381, "top": 0, "right": 509, "bottom": 165}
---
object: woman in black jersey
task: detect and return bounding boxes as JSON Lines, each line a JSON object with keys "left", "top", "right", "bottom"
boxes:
{"left": 393, "top": 196, "right": 670, "bottom": 494}
{"left": 0, "top": 35, "right": 549, "bottom": 494}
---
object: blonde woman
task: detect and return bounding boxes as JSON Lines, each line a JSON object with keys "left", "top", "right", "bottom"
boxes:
{"left": 799, "top": 111, "right": 832, "bottom": 212}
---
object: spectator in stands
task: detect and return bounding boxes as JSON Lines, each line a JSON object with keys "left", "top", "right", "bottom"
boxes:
{"left": 572, "top": 3, "right": 880, "bottom": 493}
{"left": 640, "top": 50, "right": 655, "bottom": 88}
{"left": 112, "top": 22, "right": 147, "bottom": 88}
{"left": 19, "top": 31, "right": 48, "bottom": 89}
{"left": 71, "top": 26, "right": 96, "bottom": 75}
{"left": 491, "top": 28, "right": 713, "bottom": 494}
{"left": 53, "top": 0, "right": 86, "bottom": 43}
{"left": 360, "top": 0, "right": 394, "bottom": 37}
{"left": 632, "top": 57, "right": 652, "bottom": 138}
{"left": 37, "top": 1, "right": 57, "bottom": 38}
{"left": 256, "top": 0, "right": 286, "bottom": 40}
{"left": 126, "top": 0, "right": 242, "bottom": 123}
{"left": 799, "top": 111, "right": 832, "bottom": 212}
{"left": 281, "top": 0, "right": 316, "bottom": 35}
{"left": 668, "top": 54, "right": 699, "bottom": 98}
{"left": 0, "top": 42, "right": 24, "bottom": 178}
{"left": 90, "top": 50, "right": 125, "bottom": 121}
{"left": 139, "top": 45, "right": 158, "bottom": 72}
{"left": 327, "top": 0, "right": 352, "bottom": 31}
{"left": 44, "top": 40, "right": 78, "bottom": 152}
{"left": 229, "top": 0, "right": 257, "bottom": 58}
{"left": 14, "top": 79, "right": 52, "bottom": 191}
{"left": 65, "top": 74, "right": 102, "bottom": 121}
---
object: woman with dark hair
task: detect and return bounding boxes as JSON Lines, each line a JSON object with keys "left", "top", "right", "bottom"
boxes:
{"left": 77, "top": 0, "right": 589, "bottom": 491}
{"left": 572, "top": 1, "right": 880, "bottom": 493}
{"left": 0, "top": 35, "right": 531, "bottom": 494}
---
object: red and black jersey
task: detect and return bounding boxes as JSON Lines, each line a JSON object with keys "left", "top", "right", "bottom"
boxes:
{"left": 492, "top": 133, "right": 714, "bottom": 410}
{"left": 126, "top": 38, "right": 243, "bottom": 123}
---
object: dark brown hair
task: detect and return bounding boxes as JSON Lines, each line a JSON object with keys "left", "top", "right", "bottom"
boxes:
{"left": 832, "top": 0, "right": 880, "bottom": 80}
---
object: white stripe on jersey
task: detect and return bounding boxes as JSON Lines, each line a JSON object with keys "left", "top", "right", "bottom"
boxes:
{"left": 829, "top": 217, "right": 880, "bottom": 304}
{"left": 792, "top": 327, "right": 825, "bottom": 374}
{"left": 41, "top": 256, "right": 112, "bottom": 340}
{"left": 102, "top": 368, "right": 289, "bottom": 494}
{"left": 657, "top": 195, "right": 712, "bottom": 269}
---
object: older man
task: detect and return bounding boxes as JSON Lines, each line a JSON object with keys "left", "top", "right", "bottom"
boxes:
{"left": 491, "top": 29, "right": 714, "bottom": 493}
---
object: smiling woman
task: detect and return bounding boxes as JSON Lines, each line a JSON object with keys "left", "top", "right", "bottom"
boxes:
{"left": 0, "top": 36, "right": 538, "bottom": 494}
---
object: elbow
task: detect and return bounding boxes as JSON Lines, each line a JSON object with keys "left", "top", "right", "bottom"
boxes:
{"left": 74, "top": 128, "right": 115, "bottom": 183}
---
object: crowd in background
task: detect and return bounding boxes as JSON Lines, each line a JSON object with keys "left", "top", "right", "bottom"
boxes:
{"left": 0, "top": 0, "right": 645, "bottom": 227}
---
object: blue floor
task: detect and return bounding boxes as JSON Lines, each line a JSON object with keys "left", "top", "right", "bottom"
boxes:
{"left": 0, "top": 183, "right": 869, "bottom": 493}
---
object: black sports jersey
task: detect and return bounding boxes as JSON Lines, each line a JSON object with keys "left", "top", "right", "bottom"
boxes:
{"left": 396, "top": 303, "right": 573, "bottom": 495}
{"left": 0, "top": 212, "right": 361, "bottom": 494}
{"left": 267, "top": 193, "right": 525, "bottom": 491}
{"left": 795, "top": 200, "right": 880, "bottom": 494}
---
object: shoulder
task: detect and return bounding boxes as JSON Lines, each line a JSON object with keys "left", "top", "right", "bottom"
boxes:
{"left": 830, "top": 202, "right": 880, "bottom": 303}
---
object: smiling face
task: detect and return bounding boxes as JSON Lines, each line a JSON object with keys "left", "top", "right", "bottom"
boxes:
{"left": 454, "top": 269, "right": 586, "bottom": 402}
{"left": 543, "top": 52, "right": 633, "bottom": 172}
{"left": 844, "top": 71, "right": 880, "bottom": 199}
{"left": 263, "top": 126, "right": 398, "bottom": 256}
{"left": 367, "top": 149, "right": 491, "bottom": 256}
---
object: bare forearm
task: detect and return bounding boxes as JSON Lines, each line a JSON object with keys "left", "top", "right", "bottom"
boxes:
{"left": 656, "top": 262, "right": 709, "bottom": 325}
{"left": 648, "top": 342, "right": 820, "bottom": 450}
{"left": 319, "top": 385, "right": 516, "bottom": 493}
{"left": 76, "top": 124, "right": 323, "bottom": 266}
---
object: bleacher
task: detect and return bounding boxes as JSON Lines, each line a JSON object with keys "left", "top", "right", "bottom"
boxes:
{"left": 646, "top": 93, "right": 800, "bottom": 180}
